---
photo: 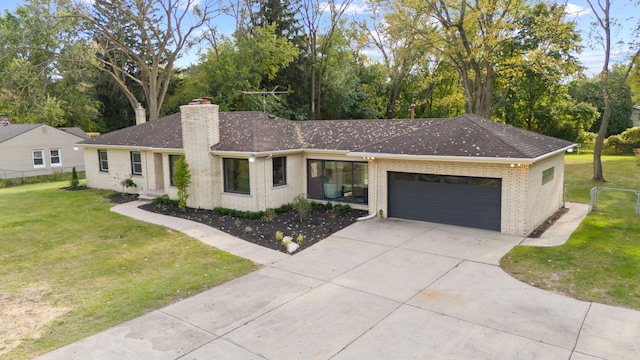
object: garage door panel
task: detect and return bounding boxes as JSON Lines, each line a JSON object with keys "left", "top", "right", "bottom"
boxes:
{"left": 388, "top": 172, "right": 501, "bottom": 231}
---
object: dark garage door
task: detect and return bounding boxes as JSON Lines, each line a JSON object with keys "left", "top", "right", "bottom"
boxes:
{"left": 388, "top": 172, "right": 501, "bottom": 231}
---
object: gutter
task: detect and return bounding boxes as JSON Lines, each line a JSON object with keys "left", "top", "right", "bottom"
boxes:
{"left": 347, "top": 144, "right": 577, "bottom": 165}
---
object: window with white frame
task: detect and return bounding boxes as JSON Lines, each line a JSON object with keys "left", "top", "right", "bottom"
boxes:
{"left": 131, "top": 151, "right": 142, "bottom": 175}
{"left": 32, "top": 150, "right": 45, "bottom": 168}
{"left": 50, "top": 149, "right": 61, "bottom": 167}
{"left": 98, "top": 150, "right": 109, "bottom": 172}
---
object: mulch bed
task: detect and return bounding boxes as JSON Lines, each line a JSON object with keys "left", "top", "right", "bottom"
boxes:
{"left": 527, "top": 207, "right": 569, "bottom": 238}
{"left": 136, "top": 201, "right": 367, "bottom": 254}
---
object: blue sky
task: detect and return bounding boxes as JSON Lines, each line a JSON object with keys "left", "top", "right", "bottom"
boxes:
{"left": 0, "top": 0, "right": 637, "bottom": 74}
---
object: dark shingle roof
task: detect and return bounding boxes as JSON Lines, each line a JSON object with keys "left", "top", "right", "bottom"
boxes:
{"left": 0, "top": 124, "right": 89, "bottom": 144}
{"left": 60, "top": 127, "right": 91, "bottom": 140}
{"left": 80, "top": 112, "right": 573, "bottom": 159}
{"left": 80, "top": 114, "right": 183, "bottom": 149}
{"left": 354, "top": 115, "right": 573, "bottom": 158}
{"left": 0, "top": 124, "right": 40, "bottom": 144}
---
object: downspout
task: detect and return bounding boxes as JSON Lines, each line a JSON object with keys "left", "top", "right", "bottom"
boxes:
{"left": 264, "top": 154, "right": 272, "bottom": 210}
{"left": 357, "top": 157, "right": 378, "bottom": 221}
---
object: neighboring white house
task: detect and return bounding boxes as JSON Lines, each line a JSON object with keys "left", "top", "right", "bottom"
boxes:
{"left": 78, "top": 103, "right": 575, "bottom": 237}
{"left": 0, "top": 121, "right": 89, "bottom": 179}
{"left": 631, "top": 105, "right": 640, "bottom": 127}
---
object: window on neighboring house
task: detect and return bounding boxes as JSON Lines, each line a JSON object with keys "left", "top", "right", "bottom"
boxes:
{"left": 272, "top": 156, "right": 286, "bottom": 186}
{"left": 98, "top": 150, "right": 109, "bottom": 172}
{"left": 169, "top": 154, "right": 181, "bottom": 186}
{"left": 131, "top": 151, "right": 142, "bottom": 175}
{"left": 307, "top": 160, "right": 368, "bottom": 204}
{"left": 32, "top": 150, "right": 45, "bottom": 168}
{"left": 542, "top": 167, "right": 554, "bottom": 185}
{"left": 50, "top": 149, "right": 61, "bottom": 167}
{"left": 224, "top": 158, "right": 250, "bottom": 194}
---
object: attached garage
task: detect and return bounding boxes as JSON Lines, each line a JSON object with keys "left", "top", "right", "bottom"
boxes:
{"left": 388, "top": 172, "right": 502, "bottom": 231}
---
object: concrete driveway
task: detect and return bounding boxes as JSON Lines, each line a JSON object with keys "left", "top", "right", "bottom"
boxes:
{"left": 39, "top": 203, "right": 640, "bottom": 359}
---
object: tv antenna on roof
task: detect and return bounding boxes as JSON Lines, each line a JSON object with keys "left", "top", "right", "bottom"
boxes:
{"left": 241, "top": 86, "right": 288, "bottom": 112}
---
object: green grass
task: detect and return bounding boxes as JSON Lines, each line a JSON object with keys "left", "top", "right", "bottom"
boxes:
{"left": 502, "top": 154, "right": 640, "bottom": 311}
{"left": 564, "top": 153, "right": 640, "bottom": 203}
{"left": 0, "top": 182, "right": 258, "bottom": 359}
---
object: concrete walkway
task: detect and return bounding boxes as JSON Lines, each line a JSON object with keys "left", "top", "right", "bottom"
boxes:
{"left": 38, "top": 202, "right": 640, "bottom": 359}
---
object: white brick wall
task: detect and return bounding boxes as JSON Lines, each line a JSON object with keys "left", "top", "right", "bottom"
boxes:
{"left": 84, "top": 148, "right": 147, "bottom": 194}
{"left": 526, "top": 154, "right": 565, "bottom": 235}
{"left": 371, "top": 158, "right": 559, "bottom": 236}
{"left": 181, "top": 104, "right": 219, "bottom": 209}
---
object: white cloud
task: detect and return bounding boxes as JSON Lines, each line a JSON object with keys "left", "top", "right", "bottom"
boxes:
{"left": 565, "top": 3, "right": 591, "bottom": 17}
{"left": 319, "top": 1, "right": 371, "bottom": 15}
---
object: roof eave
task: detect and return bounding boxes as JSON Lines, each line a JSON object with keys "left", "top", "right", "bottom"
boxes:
{"left": 347, "top": 144, "right": 576, "bottom": 165}
{"left": 76, "top": 143, "right": 182, "bottom": 152}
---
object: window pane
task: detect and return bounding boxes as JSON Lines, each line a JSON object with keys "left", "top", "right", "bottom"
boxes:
{"left": 131, "top": 152, "right": 142, "bottom": 175}
{"left": 99, "top": 150, "right": 109, "bottom": 172}
{"left": 272, "top": 157, "right": 286, "bottom": 186}
{"left": 33, "top": 150, "right": 44, "bottom": 167}
{"left": 394, "top": 173, "right": 415, "bottom": 181}
{"left": 419, "top": 174, "right": 440, "bottom": 183}
{"left": 542, "top": 167, "right": 554, "bottom": 185}
{"left": 169, "top": 155, "right": 180, "bottom": 186}
{"left": 50, "top": 149, "right": 61, "bottom": 165}
{"left": 307, "top": 160, "right": 368, "bottom": 203}
{"left": 224, "top": 158, "right": 250, "bottom": 194}
{"left": 444, "top": 176, "right": 468, "bottom": 185}
{"left": 472, "top": 178, "right": 499, "bottom": 187}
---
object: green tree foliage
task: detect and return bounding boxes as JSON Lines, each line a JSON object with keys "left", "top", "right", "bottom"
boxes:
{"left": 78, "top": 0, "right": 222, "bottom": 120}
{"left": 179, "top": 24, "right": 299, "bottom": 112}
{"left": 420, "top": 0, "right": 582, "bottom": 118}
{"left": 0, "top": 0, "right": 99, "bottom": 128}
{"left": 173, "top": 154, "right": 191, "bottom": 211}
{"left": 569, "top": 67, "right": 634, "bottom": 136}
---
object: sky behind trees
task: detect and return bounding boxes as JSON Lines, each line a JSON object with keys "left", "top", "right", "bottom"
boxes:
{"left": 0, "top": 0, "right": 636, "bottom": 74}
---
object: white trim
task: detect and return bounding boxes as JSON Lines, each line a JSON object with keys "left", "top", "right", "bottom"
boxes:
{"left": 347, "top": 144, "right": 576, "bottom": 165}
{"left": 49, "top": 148, "right": 62, "bottom": 167}
{"left": 32, "top": 149, "right": 46, "bottom": 168}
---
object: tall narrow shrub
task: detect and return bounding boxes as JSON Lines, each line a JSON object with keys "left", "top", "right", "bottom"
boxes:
{"left": 70, "top": 167, "right": 79, "bottom": 189}
{"left": 173, "top": 154, "right": 191, "bottom": 210}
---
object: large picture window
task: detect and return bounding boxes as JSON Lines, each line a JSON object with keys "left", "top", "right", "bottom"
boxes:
{"left": 50, "top": 149, "right": 61, "bottom": 167}
{"left": 224, "top": 158, "right": 250, "bottom": 194}
{"left": 131, "top": 151, "right": 142, "bottom": 175}
{"left": 307, "top": 160, "right": 368, "bottom": 204}
{"left": 98, "top": 150, "right": 109, "bottom": 172}
{"left": 169, "top": 154, "right": 181, "bottom": 186}
{"left": 272, "top": 156, "right": 286, "bottom": 186}
{"left": 32, "top": 150, "right": 45, "bottom": 168}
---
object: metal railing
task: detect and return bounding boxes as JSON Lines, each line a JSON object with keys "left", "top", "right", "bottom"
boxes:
{"left": 589, "top": 186, "right": 640, "bottom": 215}
{"left": 0, "top": 166, "right": 85, "bottom": 180}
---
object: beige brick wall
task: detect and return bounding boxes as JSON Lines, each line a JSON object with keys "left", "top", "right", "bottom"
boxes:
{"left": 217, "top": 154, "right": 304, "bottom": 212}
{"left": 84, "top": 147, "right": 148, "bottom": 194}
{"left": 181, "top": 104, "right": 219, "bottom": 209}
{"left": 526, "top": 153, "right": 565, "bottom": 235}
{"left": 372, "top": 159, "right": 533, "bottom": 236}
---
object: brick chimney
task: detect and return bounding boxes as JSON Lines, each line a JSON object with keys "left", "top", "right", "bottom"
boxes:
{"left": 135, "top": 104, "right": 146, "bottom": 125}
{"left": 180, "top": 102, "right": 220, "bottom": 209}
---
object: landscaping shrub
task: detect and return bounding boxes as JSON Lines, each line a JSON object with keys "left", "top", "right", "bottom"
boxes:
{"left": 172, "top": 154, "right": 191, "bottom": 211}
{"left": 70, "top": 167, "right": 79, "bottom": 189}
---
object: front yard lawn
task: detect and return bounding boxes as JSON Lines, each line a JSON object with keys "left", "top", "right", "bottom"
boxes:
{"left": 502, "top": 154, "right": 640, "bottom": 310}
{"left": 0, "top": 182, "right": 258, "bottom": 359}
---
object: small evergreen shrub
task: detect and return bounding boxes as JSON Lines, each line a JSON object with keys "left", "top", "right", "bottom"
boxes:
{"left": 173, "top": 154, "right": 191, "bottom": 211}
{"left": 70, "top": 167, "right": 79, "bottom": 189}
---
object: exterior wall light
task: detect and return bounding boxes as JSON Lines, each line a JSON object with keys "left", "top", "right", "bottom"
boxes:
{"left": 248, "top": 154, "right": 255, "bottom": 163}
